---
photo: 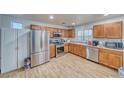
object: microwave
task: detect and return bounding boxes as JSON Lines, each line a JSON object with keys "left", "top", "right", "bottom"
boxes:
{"left": 53, "top": 32, "right": 62, "bottom": 38}
{"left": 105, "top": 42, "right": 123, "bottom": 49}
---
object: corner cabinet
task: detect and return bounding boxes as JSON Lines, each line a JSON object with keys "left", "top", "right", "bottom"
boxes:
{"left": 93, "top": 21, "right": 122, "bottom": 39}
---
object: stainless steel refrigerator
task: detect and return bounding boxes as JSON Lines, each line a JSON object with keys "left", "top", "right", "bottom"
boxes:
{"left": 30, "top": 30, "right": 50, "bottom": 67}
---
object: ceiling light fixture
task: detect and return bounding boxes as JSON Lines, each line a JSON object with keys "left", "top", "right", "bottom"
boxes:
{"left": 72, "top": 22, "right": 75, "bottom": 25}
{"left": 104, "top": 14, "right": 109, "bottom": 16}
{"left": 49, "top": 15, "right": 54, "bottom": 19}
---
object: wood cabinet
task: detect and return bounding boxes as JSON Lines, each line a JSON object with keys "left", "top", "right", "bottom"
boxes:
{"left": 99, "top": 48, "right": 123, "bottom": 69}
{"left": 47, "top": 27, "right": 75, "bottom": 38}
{"left": 47, "top": 27, "right": 58, "bottom": 38}
{"left": 68, "top": 29, "right": 75, "bottom": 38}
{"left": 93, "top": 25, "right": 105, "bottom": 38}
{"left": 68, "top": 43, "right": 74, "bottom": 53}
{"left": 68, "top": 43, "right": 86, "bottom": 58}
{"left": 80, "top": 46, "right": 86, "bottom": 58}
{"left": 93, "top": 21, "right": 122, "bottom": 39}
{"left": 64, "top": 43, "right": 69, "bottom": 53}
{"left": 50, "top": 45, "right": 56, "bottom": 58}
{"left": 104, "top": 21, "right": 122, "bottom": 39}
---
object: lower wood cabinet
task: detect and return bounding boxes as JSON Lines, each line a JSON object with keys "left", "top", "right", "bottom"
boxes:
{"left": 68, "top": 43, "right": 74, "bottom": 53}
{"left": 68, "top": 43, "right": 86, "bottom": 58}
{"left": 99, "top": 48, "right": 123, "bottom": 69}
{"left": 50, "top": 45, "right": 56, "bottom": 58}
{"left": 64, "top": 43, "right": 69, "bottom": 53}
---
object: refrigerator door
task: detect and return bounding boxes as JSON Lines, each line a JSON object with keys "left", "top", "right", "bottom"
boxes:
{"left": 31, "top": 31, "right": 42, "bottom": 54}
{"left": 31, "top": 52, "right": 44, "bottom": 67}
{"left": 41, "top": 31, "right": 49, "bottom": 51}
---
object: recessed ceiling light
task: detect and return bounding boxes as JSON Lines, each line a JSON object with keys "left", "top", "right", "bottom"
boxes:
{"left": 104, "top": 14, "right": 109, "bottom": 16}
{"left": 72, "top": 22, "right": 75, "bottom": 25}
{"left": 49, "top": 15, "right": 54, "bottom": 19}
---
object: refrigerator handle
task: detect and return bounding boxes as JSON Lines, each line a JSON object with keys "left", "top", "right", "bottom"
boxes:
{"left": 40, "top": 32, "right": 43, "bottom": 50}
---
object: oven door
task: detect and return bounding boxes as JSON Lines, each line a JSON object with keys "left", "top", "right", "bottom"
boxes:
{"left": 56, "top": 46, "right": 64, "bottom": 57}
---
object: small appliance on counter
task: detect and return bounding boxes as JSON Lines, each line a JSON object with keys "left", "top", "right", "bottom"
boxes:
{"left": 105, "top": 41, "right": 123, "bottom": 49}
{"left": 92, "top": 40, "right": 99, "bottom": 46}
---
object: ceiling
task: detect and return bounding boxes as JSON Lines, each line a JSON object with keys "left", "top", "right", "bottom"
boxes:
{"left": 11, "top": 14, "right": 124, "bottom": 27}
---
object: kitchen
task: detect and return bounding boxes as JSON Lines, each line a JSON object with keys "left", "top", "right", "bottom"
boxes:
{"left": 0, "top": 14, "right": 124, "bottom": 78}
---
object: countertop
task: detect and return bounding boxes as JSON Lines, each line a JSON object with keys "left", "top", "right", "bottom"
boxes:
{"left": 66, "top": 42, "right": 124, "bottom": 52}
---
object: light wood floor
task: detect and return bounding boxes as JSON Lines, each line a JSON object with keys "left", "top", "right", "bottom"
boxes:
{"left": 0, "top": 53, "right": 119, "bottom": 78}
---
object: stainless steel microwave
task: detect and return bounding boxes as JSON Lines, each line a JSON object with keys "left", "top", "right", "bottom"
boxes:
{"left": 105, "top": 42, "right": 123, "bottom": 49}
{"left": 53, "top": 32, "right": 62, "bottom": 38}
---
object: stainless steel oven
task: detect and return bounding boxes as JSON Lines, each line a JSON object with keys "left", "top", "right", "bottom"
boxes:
{"left": 56, "top": 44, "right": 64, "bottom": 57}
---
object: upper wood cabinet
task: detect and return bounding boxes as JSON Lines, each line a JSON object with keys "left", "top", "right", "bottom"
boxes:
{"left": 93, "top": 25, "right": 105, "bottom": 38}
{"left": 104, "top": 21, "right": 122, "bottom": 39}
{"left": 46, "top": 27, "right": 75, "bottom": 38}
{"left": 68, "top": 29, "right": 75, "bottom": 38}
{"left": 93, "top": 21, "right": 123, "bottom": 39}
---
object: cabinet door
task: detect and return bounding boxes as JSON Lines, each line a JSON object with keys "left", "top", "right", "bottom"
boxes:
{"left": 104, "top": 22, "right": 122, "bottom": 39}
{"left": 50, "top": 45, "right": 55, "bottom": 58}
{"left": 93, "top": 25, "right": 104, "bottom": 38}
{"left": 99, "top": 51, "right": 108, "bottom": 66}
{"left": 1, "top": 29, "right": 18, "bottom": 73}
{"left": 108, "top": 53, "right": 123, "bottom": 69}
{"left": 81, "top": 46, "right": 86, "bottom": 58}
{"left": 64, "top": 30, "right": 69, "bottom": 38}
{"left": 17, "top": 30, "right": 29, "bottom": 68}
{"left": 64, "top": 44, "right": 68, "bottom": 53}
{"left": 68, "top": 29, "right": 75, "bottom": 38}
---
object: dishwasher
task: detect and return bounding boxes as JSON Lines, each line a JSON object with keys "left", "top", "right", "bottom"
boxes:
{"left": 86, "top": 46, "right": 99, "bottom": 63}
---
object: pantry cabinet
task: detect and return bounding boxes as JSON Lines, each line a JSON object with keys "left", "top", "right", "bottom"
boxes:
{"left": 99, "top": 48, "right": 123, "bottom": 69}
{"left": 1, "top": 28, "right": 29, "bottom": 73}
{"left": 50, "top": 45, "right": 56, "bottom": 58}
{"left": 93, "top": 21, "right": 122, "bottom": 39}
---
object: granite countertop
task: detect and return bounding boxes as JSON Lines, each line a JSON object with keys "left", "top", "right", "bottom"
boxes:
{"left": 65, "top": 42, "right": 124, "bottom": 52}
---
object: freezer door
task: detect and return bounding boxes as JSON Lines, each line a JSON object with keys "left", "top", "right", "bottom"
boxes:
{"left": 31, "top": 31, "right": 42, "bottom": 53}
{"left": 41, "top": 31, "right": 49, "bottom": 51}
{"left": 31, "top": 51, "right": 49, "bottom": 67}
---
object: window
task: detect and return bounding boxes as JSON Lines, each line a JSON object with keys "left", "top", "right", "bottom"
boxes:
{"left": 11, "top": 22, "right": 23, "bottom": 29}
{"left": 76, "top": 28, "right": 92, "bottom": 42}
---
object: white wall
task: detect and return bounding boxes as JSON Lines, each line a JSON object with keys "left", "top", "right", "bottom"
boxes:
{"left": 0, "top": 14, "right": 68, "bottom": 29}
{"left": 0, "top": 14, "right": 68, "bottom": 70}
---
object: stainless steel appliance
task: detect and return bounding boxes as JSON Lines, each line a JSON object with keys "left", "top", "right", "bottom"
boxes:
{"left": 92, "top": 40, "right": 99, "bottom": 46}
{"left": 105, "top": 42, "right": 123, "bottom": 49}
{"left": 56, "top": 44, "right": 64, "bottom": 57}
{"left": 86, "top": 47, "right": 99, "bottom": 63}
{"left": 53, "top": 32, "right": 62, "bottom": 38}
{"left": 31, "top": 30, "right": 50, "bottom": 67}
